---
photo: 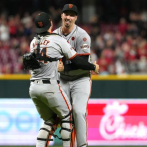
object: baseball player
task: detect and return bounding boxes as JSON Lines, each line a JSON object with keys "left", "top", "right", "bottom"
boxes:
{"left": 23, "top": 12, "right": 99, "bottom": 147}
{"left": 53, "top": 4, "right": 95, "bottom": 147}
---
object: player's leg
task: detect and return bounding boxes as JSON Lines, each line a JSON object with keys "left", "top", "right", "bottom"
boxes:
{"left": 43, "top": 82, "right": 73, "bottom": 147}
{"left": 60, "top": 112, "right": 74, "bottom": 147}
{"left": 71, "top": 77, "right": 92, "bottom": 147}
{"left": 30, "top": 96, "right": 57, "bottom": 147}
{"left": 59, "top": 78, "right": 75, "bottom": 146}
{"left": 29, "top": 82, "right": 58, "bottom": 147}
{"left": 59, "top": 78, "right": 71, "bottom": 101}
{"left": 36, "top": 120, "right": 55, "bottom": 147}
{"left": 45, "top": 116, "right": 60, "bottom": 146}
{"left": 56, "top": 84, "right": 74, "bottom": 147}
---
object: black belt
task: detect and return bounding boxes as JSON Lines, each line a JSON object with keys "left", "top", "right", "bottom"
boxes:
{"left": 31, "top": 80, "right": 60, "bottom": 84}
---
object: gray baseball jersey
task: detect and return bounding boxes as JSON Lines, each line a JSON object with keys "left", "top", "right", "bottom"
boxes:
{"left": 30, "top": 34, "right": 77, "bottom": 80}
{"left": 54, "top": 25, "right": 92, "bottom": 147}
{"left": 54, "top": 25, "right": 91, "bottom": 81}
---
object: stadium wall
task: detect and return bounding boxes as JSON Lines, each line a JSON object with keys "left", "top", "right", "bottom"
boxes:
{"left": 0, "top": 74, "right": 147, "bottom": 98}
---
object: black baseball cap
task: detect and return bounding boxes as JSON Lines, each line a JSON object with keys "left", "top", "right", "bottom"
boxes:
{"left": 62, "top": 4, "right": 78, "bottom": 15}
{"left": 35, "top": 12, "right": 51, "bottom": 33}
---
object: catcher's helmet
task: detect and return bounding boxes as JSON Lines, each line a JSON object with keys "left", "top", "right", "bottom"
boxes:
{"left": 35, "top": 12, "right": 51, "bottom": 34}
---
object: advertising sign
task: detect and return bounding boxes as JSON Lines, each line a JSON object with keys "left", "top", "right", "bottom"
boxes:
{"left": 0, "top": 98, "right": 147, "bottom": 146}
{"left": 0, "top": 99, "right": 54, "bottom": 146}
{"left": 87, "top": 99, "right": 147, "bottom": 146}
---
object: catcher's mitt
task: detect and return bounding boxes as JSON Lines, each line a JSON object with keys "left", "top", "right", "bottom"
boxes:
{"left": 23, "top": 52, "right": 41, "bottom": 70}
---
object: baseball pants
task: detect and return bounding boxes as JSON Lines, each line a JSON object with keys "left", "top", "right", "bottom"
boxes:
{"left": 59, "top": 77, "right": 92, "bottom": 147}
{"left": 29, "top": 79, "right": 73, "bottom": 147}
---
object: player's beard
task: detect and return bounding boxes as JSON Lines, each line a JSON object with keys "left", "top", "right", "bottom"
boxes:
{"left": 64, "top": 19, "right": 71, "bottom": 28}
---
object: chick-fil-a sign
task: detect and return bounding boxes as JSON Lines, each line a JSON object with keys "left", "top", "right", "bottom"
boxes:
{"left": 87, "top": 99, "right": 147, "bottom": 146}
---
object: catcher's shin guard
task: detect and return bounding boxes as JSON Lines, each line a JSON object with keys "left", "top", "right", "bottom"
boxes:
{"left": 60, "top": 110, "right": 73, "bottom": 147}
{"left": 60, "top": 120, "right": 73, "bottom": 147}
{"left": 46, "top": 117, "right": 59, "bottom": 146}
{"left": 36, "top": 122, "right": 55, "bottom": 147}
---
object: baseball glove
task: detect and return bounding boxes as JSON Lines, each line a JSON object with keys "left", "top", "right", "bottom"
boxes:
{"left": 23, "top": 52, "right": 41, "bottom": 70}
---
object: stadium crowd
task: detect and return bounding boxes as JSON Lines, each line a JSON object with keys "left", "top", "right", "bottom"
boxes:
{"left": 0, "top": 5, "right": 147, "bottom": 75}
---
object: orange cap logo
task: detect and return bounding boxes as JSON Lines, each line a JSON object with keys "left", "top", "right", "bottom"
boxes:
{"left": 69, "top": 4, "right": 73, "bottom": 8}
{"left": 38, "top": 22, "right": 43, "bottom": 27}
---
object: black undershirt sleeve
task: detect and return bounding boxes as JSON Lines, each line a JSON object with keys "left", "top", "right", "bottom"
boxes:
{"left": 64, "top": 63, "right": 78, "bottom": 71}
{"left": 64, "top": 55, "right": 95, "bottom": 71}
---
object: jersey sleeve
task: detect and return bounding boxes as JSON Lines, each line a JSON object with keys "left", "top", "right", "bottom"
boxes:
{"left": 60, "top": 37, "right": 77, "bottom": 60}
{"left": 30, "top": 39, "right": 36, "bottom": 53}
{"left": 76, "top": 32, "right": 91, "bottom": 55}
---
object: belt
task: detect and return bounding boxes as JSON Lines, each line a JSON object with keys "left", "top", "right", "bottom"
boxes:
{"left": 31, "top": 80, "right": 60, "bottom": 84}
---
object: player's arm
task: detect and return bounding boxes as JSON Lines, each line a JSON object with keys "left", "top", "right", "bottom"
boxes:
{"left": 59, "top": 37, "right": 99, "bottom": 73}
{"left": 58, "top": 55, "right": 99, "bottom": 74}
{"left": 63, "top": 55, "right": 89, "bottom": 71}
{"left": 71, "top": 55, "right": 96, "bottom": 70}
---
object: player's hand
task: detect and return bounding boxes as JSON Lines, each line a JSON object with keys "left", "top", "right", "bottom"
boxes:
{"left": 58, "top": 61, "right": 64, "bottom": 72}
{"left": 93, "top": 61, "right": 99, "bottom": 74}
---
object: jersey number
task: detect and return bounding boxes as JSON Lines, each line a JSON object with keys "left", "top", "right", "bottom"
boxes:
{"left": 39, "top": 48, "right": 49, "bottom": 64}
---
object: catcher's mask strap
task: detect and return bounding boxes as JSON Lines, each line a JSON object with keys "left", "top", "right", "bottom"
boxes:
{"left": 37, "top": 137, "right": 53, "bottom": 141}
{"left": 36, "top": 35, "right": 41, "bottom": 60}
{"left": 64, "top": 109, "right": 73, "bottom": 119}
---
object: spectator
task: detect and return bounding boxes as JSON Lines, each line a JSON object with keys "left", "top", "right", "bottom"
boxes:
{"left": 0, "top": 16, "right": 9, "bottom": 41}
{"left": 0, "top": 2, "right": 147, "bottom": 75}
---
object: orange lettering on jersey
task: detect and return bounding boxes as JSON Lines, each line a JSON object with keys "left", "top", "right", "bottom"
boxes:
{"left": 80, "top": 44, "right": 89, "bottom": 49}
{"left": 33, "top": 43, "right": 36, "bottom": 48}
{"left": 69, "top": 4, "right": 73, "bottom": 8}
{"left": 38, "top": 22, "right": 43, "bottom": 27}
{"left": 43, "top": 40, "right": 50, "bottom": 45}
{"left": 33, "top": 41, "right": 38, "bottom": 48}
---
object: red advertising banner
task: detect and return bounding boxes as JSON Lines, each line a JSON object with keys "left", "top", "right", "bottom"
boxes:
{"left": 87, "top": 99, "right": 147, "bottom": 146}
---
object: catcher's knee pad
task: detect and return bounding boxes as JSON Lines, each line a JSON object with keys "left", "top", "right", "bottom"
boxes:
{"left": 60, "top": 120, "right": 73, "bottom": 141}
{"left": 36, "top": 122, "right": 54, "bottom": 147}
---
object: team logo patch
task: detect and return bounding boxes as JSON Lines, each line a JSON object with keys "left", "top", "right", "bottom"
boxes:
{"left": 83, "top": 37, "right": 87, "bottom": 41}
{"left": 69, "top": 4, "right": 73, "bottom": 8}
{"left": 80, "top": 44, "right": 89, "bottom": 49}
{"left": 72, "top": 37, "right": 75, "bottom": 40}
{"left": 38, "top": 22, "right": 43, "bottom": 27}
